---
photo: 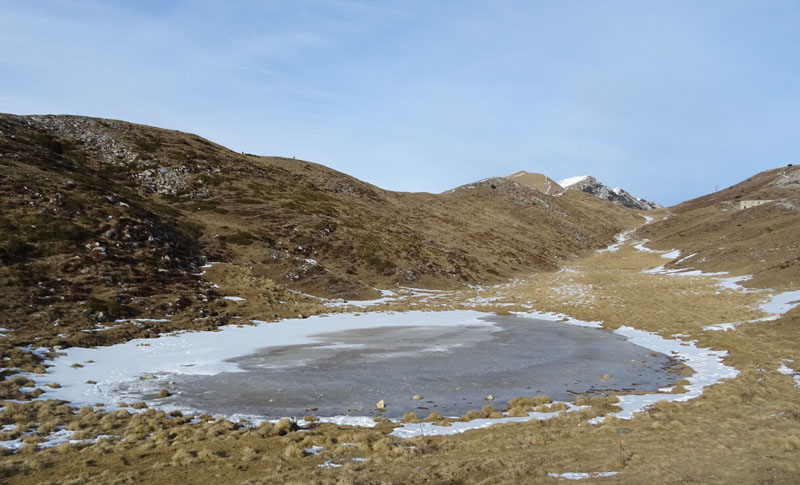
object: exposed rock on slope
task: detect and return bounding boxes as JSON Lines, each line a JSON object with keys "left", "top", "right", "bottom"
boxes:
{"left": 504, "top": 171, "right": 563, "bottom": 195}
{"left": 558, "top": 175, "right": 661, "bottom": 210}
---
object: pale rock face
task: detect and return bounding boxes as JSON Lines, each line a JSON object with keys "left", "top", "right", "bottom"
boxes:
{"left": 558, "top": 175, "right": 662, "bottom": 210}
{"left": 497, "top": 170, "right": 661, "bottom": 210}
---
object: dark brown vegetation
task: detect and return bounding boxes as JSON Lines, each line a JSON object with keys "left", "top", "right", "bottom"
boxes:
{"left": 2, "top": 114, "right": 799, "bottom": 484}
{"left": 0, "top": 113, "right": 638, "bottom": 353}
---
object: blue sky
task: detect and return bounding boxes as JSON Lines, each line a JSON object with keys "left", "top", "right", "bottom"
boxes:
{"left": 1, "top": 1, "right": 798, "bottom": 205}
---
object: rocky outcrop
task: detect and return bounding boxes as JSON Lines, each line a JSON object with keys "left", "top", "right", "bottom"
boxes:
{"left": 558, "top": 175, "right": 661, "bottom": 211}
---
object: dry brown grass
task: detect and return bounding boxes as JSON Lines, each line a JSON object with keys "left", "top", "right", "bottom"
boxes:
{"left": 2, "top": 204, "right": 799, "bottom": 483}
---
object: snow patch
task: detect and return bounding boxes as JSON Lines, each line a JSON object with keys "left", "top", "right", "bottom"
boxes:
{"left": 114, "top": 318, "right": 170, "bottom": 324}
{"left": 598, "top": 230, "right": 633, "bottom": 253}
{"left": 548, "top": 472, "right": 620, "bottom": 480}
{"left": 759, "top": 290, "right": 800, "bottom": 315}
{"left": 674, "top": 253, "right": 697, "bottom": 265}
{"left": 633, "top": 240, "right": 659, "bottom": 253}
{"left": 0, "top": 427, "right": 115, "bottom": 451}
{"left": 777, "top": 361, "right": 800, "bottom": 388}
{"left": 716, "top": 275, "right": 753, "bottom": 291}
{"left": 558, "top": 175, "right": 590, "bottom": 188}
{"left": 391, "top": 403, "right": 585, "bottom": 438}
{"left": 661, "top": 249, "right": 682, "bottom": 260}
{"left": 0, "top": 438, "right": 23, "bottom": 451}
{"left": 316, "top": 416, "right": 378, "bottom": 428}
{"left": 326, "top": 289, "right": 400, "bottom": 309}
{"left": 643, "top": 266, "right": 727, "bottom": 277}
{"left": 703, "top": 322, "right": 742, "bottom": 332}
{"left": 703, "top": 289, "right": 799, "bottom": 331}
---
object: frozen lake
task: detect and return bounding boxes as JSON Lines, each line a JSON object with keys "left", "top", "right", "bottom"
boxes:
{"left": 130, "top": 314, "right": 679, "bottom": 419}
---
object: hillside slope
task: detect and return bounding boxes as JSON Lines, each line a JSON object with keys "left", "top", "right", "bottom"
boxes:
{"left": 504, "top": 170, "right": 563, "bottom": 194}
{"left": 637, "top": 165, "right": 800, "bottom": 289}
{"left": 0, "top": 113, "right": 641, "bottom": 349}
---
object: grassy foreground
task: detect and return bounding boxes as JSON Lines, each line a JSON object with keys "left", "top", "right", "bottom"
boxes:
{"left": 2, "top": 228, "right": 799, "bottom": 484}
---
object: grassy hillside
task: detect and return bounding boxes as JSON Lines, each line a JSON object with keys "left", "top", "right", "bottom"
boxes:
{"left": 0, "top": 113, "right": 641, "bottom": 352}
{"left": 1, "top": 115, "right": 798, "bottom": 484}
{"left": 637, "top": 165, "right": 800, "bottom": 289}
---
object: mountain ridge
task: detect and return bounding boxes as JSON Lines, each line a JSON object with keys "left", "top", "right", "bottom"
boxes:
{"left": 497, "top": 170, "right": 660, "bottom": 211}
{"left": 0, "top": 113, "right": 641, "bottom": 348}
{"left": 558, "top": 174, "right": 662, "bottom": 211}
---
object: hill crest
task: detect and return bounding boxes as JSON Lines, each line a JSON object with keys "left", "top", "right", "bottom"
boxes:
{"left": 504, "top": 171, "right": 563, "bottom": 195}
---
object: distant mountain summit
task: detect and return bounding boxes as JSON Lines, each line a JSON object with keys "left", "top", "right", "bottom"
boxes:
{"left": 504, "top": 171, "right": 563, "bottom": 195}
{"left": 557, "top": 175, "right": 662, "bottom": 211}
{"left": 503, "top": 171, "right": 661, "bottom": 210}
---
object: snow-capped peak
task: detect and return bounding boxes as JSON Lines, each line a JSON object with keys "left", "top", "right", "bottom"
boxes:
{"left": 558, "top": 175, "right": 662, "bottom": 210}
{"left": 557, "top": 175, "right": 590, "bottom": 188}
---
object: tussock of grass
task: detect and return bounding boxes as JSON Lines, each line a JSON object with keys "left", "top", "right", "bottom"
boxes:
{"left": 508, "top": 395, "right": 551, "bottom": 411}
{"left": 423, "top": 411, "right": 444, "bottom": 423}
{"left": 401, "top": 412, "right": 419, "bottom": 423}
